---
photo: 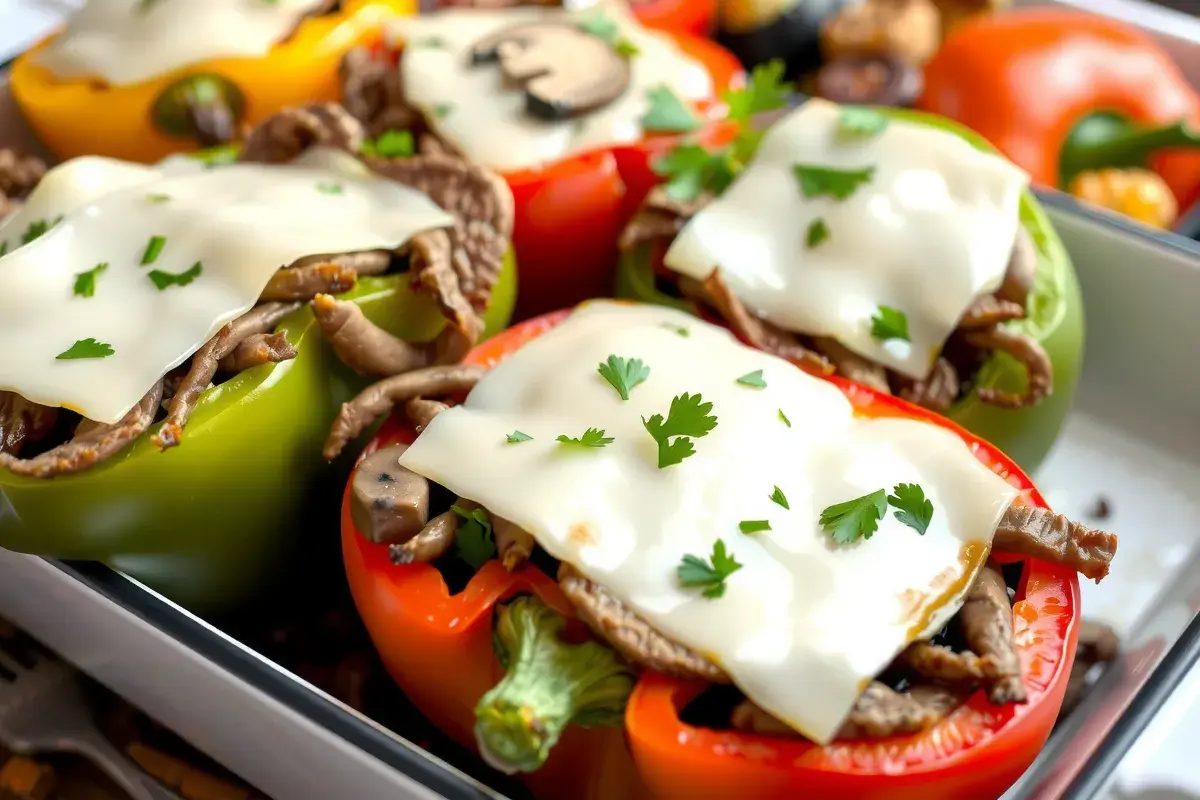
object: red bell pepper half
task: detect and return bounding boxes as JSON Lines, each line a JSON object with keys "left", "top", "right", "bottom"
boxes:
{"left": 342, "top": 309, "right": 1081, "bottom": 800}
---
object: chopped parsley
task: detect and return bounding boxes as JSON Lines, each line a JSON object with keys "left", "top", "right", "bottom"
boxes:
{"left": 677, "top": 539, "right": 742, "bottom": 598}
{"left": 870, "top": 305, "right": 910, "bottom": 342}
{"left": 792, "top": 164, "right": 875, "bottom": 201}
{"left": 662, "top": 322, "right": 690, "bottom": 337}
{"left": 735, "top": 369, "right": 766, "bottom": 388}
{"left": 188, "top": 143, "right": 240, "bottom": 168}
{"left": 21, "top": 216, "right": 62, "bottom": 245}
{"left": 451, "top": 505, "right": 495, "bottom": 569}
{"left": 556, "top": 428, "right": 614, "bottom": 448}
{"left": 576, "top": 11, "right": 638, "bottom": 57}
{"left": 739, "top": 519, "right": 771, "bottom": 535}
{"left": 146, "top": 193, "right": 171, "bottom": 204}
{"left": 148, "top": 262, "right": 202, "bottom": 290}
{"left": 598, "top": 355, "right": 650, "bottom": 401}
{"left": 56, "top": 338, "right": 114, "bottom": 360}
{"left": 819, "top": 489, "right": 887, "bottom": 545}
{"left": 642, "top": 392, "right": 718, "bottom": 469}
{"left": 769, "top": 486, "right": 789, "bottom": 510}
{"left": 433, "top": 103, "right": 454, "bottom": 119}
{"left": 0, "top": 241, "right": 7, "bottom": 257}
{"left": 73, "top": 263, "right": 109, "bottom": 299}
{"left": 140, "top": 235, "right": 167, "bottom": 266}
{"left": 360, "top": 129, "right": 414, "bottom": 159}
{"left": 838, "top": 106, "right": 889, "bottom": 139}
{"left": 614, "top": 39, "right": 640, "bottom": 58}
{"left": 778, "top": 408, "right": 791, "bottom": 428}
{"left": 722, "top": 60, "right": 794, "bottom": 127}
{"left": 410, "top": 35, "right": 447, "bottom": 49}
{"left": 806, "top": 218, "right": 829, "bottom": 249}
{"left": 506, "top": 431, "right": 533, "bottom": 444}
{"left": 316, "top": 181, "right": 344, "bottom": 195}
{"left": 641, "top": 86, "right": 700, "bottom": 133}
{"left": 888, "top": 483, "right": 933, "bottom": 535}
{"left": 653, "top": 144, "right": 737, "bottom": 203}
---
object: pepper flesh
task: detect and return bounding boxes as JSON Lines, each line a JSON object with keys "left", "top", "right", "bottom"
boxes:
{"left": 918, "top": 8, "right": 1200, "bottom": 211}
{"left": 11, "top": 0, "right": 414, "bottom": 163}
{"left": 0, "top": 253, "right": 516, "bottom": 612}
{"left": 631, "top": 0, "right": 717, "bottom": 38}
{"left": 342, "top": 306, "right": 1082, "bottom": 800}
{"left": 616, "top": 106, "right": 1083, "bottom": 474}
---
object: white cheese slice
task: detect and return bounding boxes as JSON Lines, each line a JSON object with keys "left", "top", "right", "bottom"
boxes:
{"left": 35, "top": 0, "right": 324, "bottom": 87}
{"left": 663, "top": 99, "right": 1031, "bottom": 381}
{"left": 399, "top": 300, "right": 1019, "bottom": 744}
{"left": 387, "top": 1, "right": 713, "bottom": 172}
{"left": 0, "top": 147, "right": 455, "bottom": 425}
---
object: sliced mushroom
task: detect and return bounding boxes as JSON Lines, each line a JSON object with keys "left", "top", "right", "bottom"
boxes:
{"left": 469, "top": 22, "right": 631, "bottom": 120}
{"left": 351, "top": 443, "right": 431, "bottom": 545}
{"left": 390, "top": 509, "right": 459, "bottom": 564}
{"left": 994, "top": 504, "right": 1118, "bottom": 583}
{"left": 959, "top": 562, "right": 1026, "bottom": 704}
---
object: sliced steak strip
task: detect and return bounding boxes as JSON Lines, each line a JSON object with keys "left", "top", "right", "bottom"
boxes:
{"left": 261, "top": 262, "right": 358, "bottom": 302}
{"left": 958, "top": 294, "right": 1026, "bottom": 330}
{"left": 404, "top": 397, "right": 449, "bottom": 434}
{"left": 312, "top": 293, "right": 432, "bottom": 378}
{"left": 492, "top": 515, "right": 534, "bottom": 571}
{"left": 351, "top": 443, "right": 431, "bottom": 545}
{"left": 963, "top": 325, "right": 1053, "bottom": 408}
{"left": 557, "top": 563, "right": 728, "bottom": 683}
{"left": 390, "top": 508, "right": 459, "bottom": 565}
{"left": 813, "top": 337, "right": 891, "bottom": 394}
{"left": 994, "top": 504, "right": 1117, "bottom": 582}
{"left": 323, "top": 364, "right": 486, "bottom": 460}
{"left": 0, "top": 148, "right": 47, "bottom": 203}
{"left": 290, "top": 250, "right": 391, "bottom": 276}
{"left": 340, "top": 46, "right": 424, "bottom": 137}
{"left": 0, "top": 393, "right": 59, "bottom": 457}
{"left": 896, "top": 642, "right": 985, "bottom": 686}
{"left": 895, "top": 357, "right": 958, "bottom": 413}
{"left": 960, "top": 562, "right": 1026, "bottom": 704}
{"left": 217, "top": 331, "right": 298, "bottom": 373}
{"left": 618, "top": 187, "right": 710, "bottom": 253}
{"left": 238, "top": 103, "right": 364, "bottom": 165}
{"left": 998, "top": 228, "right": 1037, "bottom": 308}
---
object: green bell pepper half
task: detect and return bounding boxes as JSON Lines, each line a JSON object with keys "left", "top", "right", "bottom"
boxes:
{"left": 0, "top": 252, "right": 517, "bottom": 612}
{"left": 616, "top": 107, "right": 1083, "bottom": 475}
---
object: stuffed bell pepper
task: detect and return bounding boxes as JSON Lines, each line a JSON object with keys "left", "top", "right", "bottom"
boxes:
{"left": 617, "top": 95, "right": 1083, "bottom": 473}
{"left": 332, "top": 300, "right": 1117, "bottom": 800}
{"left": 338, "top": 0, "right": 742, "bottom": 317}
{"left": 0, "top": 102, "right": 515, "bottom": 610}
{"left": 920, "top": 8, "right": 1200, "bottom": 230}
{"left": 11, "top": 0, "right": 411, "bottom": 164}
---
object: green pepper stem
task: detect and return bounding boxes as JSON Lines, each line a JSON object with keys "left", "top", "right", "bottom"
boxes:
{"left": 1061, "top": 114, "right": 1200, "bottom": 187}
{"left": 474, "top": 595, "right": 635, "bottom": 775}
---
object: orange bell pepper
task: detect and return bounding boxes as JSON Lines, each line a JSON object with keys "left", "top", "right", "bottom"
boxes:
{"left": 919, "top": 8, "right": 1200, "bottom": 212}
{"left": 11, "top": 0, "right": 413, "bottom": 163}
{"left": 342, "top": 306, "right": 1082, "bottom": 800}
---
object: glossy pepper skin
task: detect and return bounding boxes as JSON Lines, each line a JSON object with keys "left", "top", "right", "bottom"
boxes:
{"left": 630, "top": 0, "right": 716, "bottom": 37}
{"left": 919, "top": 8, "right": 1200, "bottom": 213}
{"left": 616, "top": 107, "right": 1083, "bottom": 475}
{"left": 342, "top": 307, "right": 1082, "bottom": 800}
{"left": 11, "top": 0, "right": 413, "bottom": 164}
{"left": 0, "top": 255, "right": 516, "bottom": 612}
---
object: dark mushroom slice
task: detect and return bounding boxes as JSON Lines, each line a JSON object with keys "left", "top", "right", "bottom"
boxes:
{"left": 152, "top": 302, "right": 301, "bottom": 451}
{"left": 557, "top": 562, "right": 729, "bottom": 683}
{"left": 896, "top": 641, "right": 985, "bottom": 686}
{"left": 260, "top": 262, "right": 358, "bottom": 302}
{"left": 469, "top": 22, "right": 631, "bottom": 120}
{"left": 813, "top": 337, "right": 890, "bottom": 394}
{"left": 960, "top": 561, "right": 1026, "bottom": 704}
{"left": 239, "top": 103, "right": 365, "bottom": 165}
{"left": 998, "top": 227, "right": 1038, "bottom": 308}
{"left": 217, "top": 331, "right": 298, "bottom": 373}
{"left": 894, "top": 357, "right": 958, "bottom": 413}
{"left": 404, "top": 397, "right": 449, "bottom": 433}
{"left": 962, "top": 325, "right": 1053, "bottom": 409}
{"left": 994, "top": 504, "right": 1117, "bottom": 583}
{"left": 0, "top": 380, "right": 164, "bottom": 479}
{"left": 0, "top": 148, "right": 47, "bottom": 203}
{"left": 957, "top": 294, "right": 1027, "bottom": 330}
{"left": 351, "top": 443, "right": 431, "bottom": 545}
{"left": 150, "top": 73, "right": 246, "bottom": 147}
{"left": 0, "top": 392, "right": 59, "bottom": 457}
{"left": 815, "top": 55, "right": 923, "bottom": 108}
{"left": 390, "top": 509, "right": 460, "bottom": 565}
{"left": 323, "top": 364, "right": 487, "bottom": 460}
{"left": 492, "top": 515, "right": 534, "bottom": 572}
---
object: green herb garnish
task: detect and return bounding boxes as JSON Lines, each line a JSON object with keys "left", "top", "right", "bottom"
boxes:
{"left": 598, "top": 355, "right": 650, "bottom": 401}
{"left": 838, "top": 106, "right": 889, "bottom": 139}
{"left": 870, "top": 305, "right": 910, "bottom": 342}
{"left": 677, "top": 539, "right": 742, "bottom": 598}
{"left": 56, "top": 338, "right": 114, "bottom": 360}
{"left": 557, "top": 428, "right": 614, "bottom": 448}
{"left": 642, "top": 392, "right": 718, "bottom": 469}
{"left": 806, "top": 218, "right": 829, "bottom": 249}
{"left": 73, "top": 263, "right": 108, "bottom": 299}
{"left": 735, "top": 369, "right": 766, "bottom": 388}
{"left": 739, "top": 520, "right": 771, "bottom": 535}
{"left": 778, "top": 408, "right": 791, "bottom": 427}
{"left": 642, "top": 86, "right": 700, "bottom": 133}
{"left": 577, "top": 10, "right": 620, "bottom": 41}
{"left": 411, "top": 35, "right": 446, "bottom": 48}
{"left": 653, "top": 144, "right": 738, "bottom": 204}
{"left": 140, "top": 235, "right": 166, "bottom": 266}
{"left": 148, "top": 262, "right": 202, "bottom": 290}
{"left": 888, "top": 483, "right": 933, "bottom": 535}
{"left": 614, "top": 39, "right": 640, "bottom": 58}
{"left": 506, "top": 431, "right": 533, "bottom": 444}
{"left": 793, "top": 164, "right": 874, "bottom": 201}
{"left": 316, "top": 181, "right": 344, "bottom": 195}
{"left": 21, "top": 216, "right": 62, "bottom": 245}
{"left": 769, "top": 486, "right": 789, "bottom": 510}
{"left": 722, "top": 60, "right": 793, "bottom": 125}
{"left": 433, "top": 103, "right": 454, "bottom": 118}
{"left": 451, "top": 505, "right": 496, "bottom": 569}
{"left": 663, "top": 322, "right": 690, "bottom": 337}
{"left": 360, "top": 129, "right": 415, "bottom": 159}
{"left": 146, "top": 193, "right": 171, "bottom": 204}
{"left": 819, "top": 489, "right": 888, "bottom": 545}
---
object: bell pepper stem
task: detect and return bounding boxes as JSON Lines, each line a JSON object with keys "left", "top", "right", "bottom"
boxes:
{"left": 474, "top": 595, "right": 635, "bottom": 775}
{"left": 1061, "top": 114, "right": 1200, "bottom": 186}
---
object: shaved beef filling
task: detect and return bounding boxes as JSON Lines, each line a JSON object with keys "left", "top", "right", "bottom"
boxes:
{"left": 344, "top": 389, "right": 1118, "bottom": 743}
{"left": 622, "top": 193, "right": 1053, "bottom": 412}
{"left": 1, "top": 101, "right": 511, "bottom": 478}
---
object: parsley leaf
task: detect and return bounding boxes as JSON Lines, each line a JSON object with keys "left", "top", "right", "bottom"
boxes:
{"left": 188, "top": 143, "right": 240, "bottom": 168}
{"left": 557, "top": 428, "right": 614, "bottom": 448}
{"left": 410, "top": 35, "right": 446, "bottom": 48}
{"left": 614, "top": 38, "right": 640, "bottom": 58}
{"left": 778, "top": 408, "right": 791, "bottom": 428}
{"left": 577, "top": 10, "right": 620, "bottom": 41}
{"left": 140, "top": 235, "right": 166, "bottom": 265}
{"left": 888, "top": 483, "right": 933, "bottom": 535}
{"left": 598, "top": 355, "right": 650, "bottom": 401}
{"left": 148, "top": 262, "right": 202, "bottom": 290}
{"left": 642, "top": 86, "right": 700, "bottom": 133}
{"left": 819, "top": 489, "right": 887, "bottom": 545}
{"left": 146, "top": 193, "right": 171, "bottom": 204}
{"left": 721, "top": 60, "right": 793, "bottom": 125}
{"left": 56, "top": 338, "right": 114, "bottom": 360}
{"left": 806, "top": 218, "right": 829, "bottom": 249}
{"left": 838, "top": 106, "right": 889, "bottom": 139}
{"left": 433, "top": 103, "right": 453, "bottom": 118}
{"left": 870, "top": 305, "right": 910, "bottom": 342}
{"left": 739, "top": 519, "right": 771, "bottom": 534}
{"left": 0, "top": 241, "right": 8, "bottom": 257}
{"left": 663, "top": 322, "right": 690, "bottom": 337}
{"left": 735, "top": 369, "right": 766, "bottom": 388}
{"left": 360, "top": 129, "right": 414, "bottom": 159}
{"left": 73, "top": 263, "right": 108, "bottom": 299}
{"left": 770, "top": 486, "right": 789, "bottom": 510}
{"left": 506, "top": 431, "right": 533, "bottom": 444}
{"left": 21, "top": 216, "right": 62, "bottom": 245}
{"left": 451, "top": 505, "right": 496, "bottom": 569}
{"left": 677, "top": 539, "right": 742, "bottom": 598}
{"left": 642, "top": 392, "right": 718, "bottom": 468}
{"left": 652, "top": 144, "right": 737, "bottom": 203}
{"left": 792, "top": 164, "right": 875, "bottom": 201}
{"left": 316, "top": 181, "right": 344, "bottom": 195}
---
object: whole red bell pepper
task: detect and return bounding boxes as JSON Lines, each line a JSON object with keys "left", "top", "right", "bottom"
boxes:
{"left": 342, "top": 309, "right": 1081, "bottom": 800}
{"left": 919, "top": 8, "right": 1200, "bottom": 215}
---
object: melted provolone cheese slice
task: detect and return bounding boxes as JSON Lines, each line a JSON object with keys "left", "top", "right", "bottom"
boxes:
{"left": 36, "top": 0, "right": 324, "bottom": 86}
{"left": 663, "top": 99, "right": 1031, "bottom": 380}
{"left": 0, "top": 148, "right": 454, "bottom": 425}
{"left": 400, "top": 301, "right": 1019, "bottom": 743}
{"left": 387, "top": 1, "right": 713, "bottom": 171}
